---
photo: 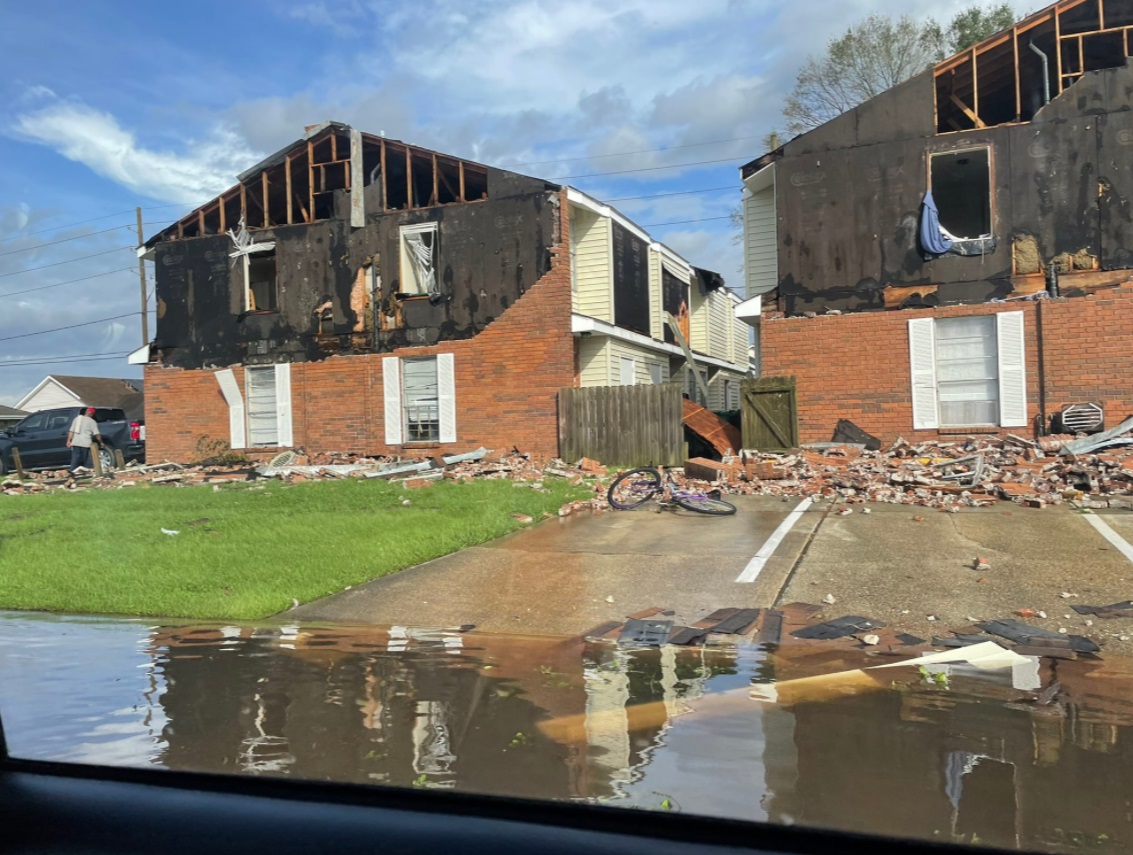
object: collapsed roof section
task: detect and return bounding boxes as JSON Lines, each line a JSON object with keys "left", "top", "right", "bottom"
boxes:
{"left": 935, "top": 0, "right": 1133, "bottom": 132}
{"left": 147, "top": 122, "right": 498, "bottom": 246}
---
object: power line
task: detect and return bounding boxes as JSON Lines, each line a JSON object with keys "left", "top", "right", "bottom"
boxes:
{"left": 505, "top": 133, "right": 766, "bottom": 170}
{"left": 0, "top": 267, "right": 137, "bottom": 300}
{"left": 1, "top": 350, "right": 132, "bottom": 367}
{"left": 640, "top": 215, "right": 735, "bottom": 227}
{"left": 0, "top": 204, "right": 184, "bottom": 245}
{"left": 0, "top": 246, "right": 131, "bottom": 279}
{"left": 0, "top": 225, "right": 130, "bottom": 258}
{"left": 606, "top": 186, "right": 736, "bottom": 202}
{"left": 0, "top": 354, "right": 133, "bottom": 368}
{"left": 552, "top": 155, "right": 741, "bottom": 181}
{"left": 0, "top": 312, "right": 137, "bottom": 344}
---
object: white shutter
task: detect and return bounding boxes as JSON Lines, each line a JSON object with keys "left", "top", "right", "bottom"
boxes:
{"left": 908, "top": 318, "right": 939, "bottom": 430}
{"left": 997, "top": 310, "right": 1028, "bottom": 427}
{"left": 383, "top": 357, "right": 402, "bottom": 445}
{"left": 274, "top": 363, "right": 293, "bottom": 447}
{"left": 619, "top": 356, "right": 636, "bottom": 386}
{"left": 215, "top": 369, "right": 246, "bottom": 449}
{"left": 437, "top": 353, "right": 457, "bottom": 443}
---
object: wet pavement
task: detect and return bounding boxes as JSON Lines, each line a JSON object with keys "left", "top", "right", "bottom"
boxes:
{"left": 289, "top": 495, "right": 822, "bottom": 633}
{"left": 2, "top": 610, "right": 1132, "bottom": 853}
{"left": 291, "top": 495, "right": 1133, "bottom": 656}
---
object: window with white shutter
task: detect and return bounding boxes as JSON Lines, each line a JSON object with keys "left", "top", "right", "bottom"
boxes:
{"left": 908, "top": 312, "right": 1027, "bottom": 430}
{"left": 245, "top": 366, "right": 279, "bottom": 447}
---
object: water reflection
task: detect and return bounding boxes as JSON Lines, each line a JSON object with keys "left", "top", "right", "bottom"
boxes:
{"left": 2, "top": 611, "right": 1132, "bottom": 852}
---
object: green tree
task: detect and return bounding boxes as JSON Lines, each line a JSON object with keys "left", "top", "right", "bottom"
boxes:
{"left": 783, "top": 14, "right": 946, "bottom": 135}
{"left": 782, "top": 5, "right": 1022, "bottom": 136}
{"left": 947, "top": 3, "right": 1018, "bottom": 53}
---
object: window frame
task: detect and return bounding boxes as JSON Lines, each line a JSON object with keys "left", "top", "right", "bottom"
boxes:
{"left": 928, "top": 146, "right": 993, "bottom": 241}
{"left": 241, "top": 247, "right": 279, "bottom": 313}
{"left": 402, "top": 357, "right": 441, "bottom": 443}
{"left": 399, "top": 222, "right": 439, "bottom": 297}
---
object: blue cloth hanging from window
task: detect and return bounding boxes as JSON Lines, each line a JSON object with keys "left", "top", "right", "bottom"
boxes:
{"left": 919, "top": 190, "right": 953, "bottom": 257}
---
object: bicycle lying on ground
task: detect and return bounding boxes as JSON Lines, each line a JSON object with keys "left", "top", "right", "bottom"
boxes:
{"left": 607, "top": 466, "right": 737, "bottom": 515}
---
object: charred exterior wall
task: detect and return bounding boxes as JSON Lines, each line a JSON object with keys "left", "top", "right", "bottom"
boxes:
{"left": 152, "top": 168, "right": 557, "bottom": 368}
{"left": 773, "top": 64, "right": 1133, "bottom": 316}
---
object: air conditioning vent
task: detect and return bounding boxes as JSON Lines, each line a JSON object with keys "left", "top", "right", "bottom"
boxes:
{"left": 1060, "top": 403, "right": 1104, "bottom": 434}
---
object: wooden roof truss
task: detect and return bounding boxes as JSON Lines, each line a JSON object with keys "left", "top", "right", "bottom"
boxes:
{"left": 934, "top": 0, "right": 1133, "bottom": 133}
{"left": 158, "top": 126, "right": 491, "bottom": 243}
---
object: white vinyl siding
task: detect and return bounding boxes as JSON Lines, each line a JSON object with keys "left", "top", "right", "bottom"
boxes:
{"left": 246, "top": 366, "right": 279, "bottom": 447}
{"left": 744, "top": 185, "right": 777, "bottom": 298}
{"left": 578, "top": 336, "right": 609, "bottom": 387}
{"left": 607, "top": 340, "right": 660, "bottom": 386}
{"left": 619, "top": 356, "right": 637, "bottom": 386}
{"left": 688, "top": 283, "right": 710, "bottom": 354}
{"left": 16, "top": 380, "right": 82, "bottom": 413}
{"left": 571, "top": 206, "right": 612, "bottom": 321}
{"left": 648, "top": 250, "right": 663, "bottom": 341}
{"left": 908, "top": 311, "right": 1027, "bottom": 430}
{"left": 707, "top": 290, "right": 731, "bottom": 360}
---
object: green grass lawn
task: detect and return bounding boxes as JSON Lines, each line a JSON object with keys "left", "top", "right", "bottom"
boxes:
{"left": 0, "top": 477, "right": 589, "bottom": 620}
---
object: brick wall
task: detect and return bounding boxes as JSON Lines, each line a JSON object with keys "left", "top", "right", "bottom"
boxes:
{"left": 760, "top": 286, "right": 1133, "bottom": 444}
{"left": 145, "top": 190, "right": 576, "bottom": 462}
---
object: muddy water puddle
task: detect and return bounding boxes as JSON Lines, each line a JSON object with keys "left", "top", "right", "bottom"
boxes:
{"left": 1, "top": 610, "right": 1132, "bottom": 852}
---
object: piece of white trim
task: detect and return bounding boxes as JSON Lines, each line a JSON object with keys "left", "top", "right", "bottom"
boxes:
{"left": 215, "top": 369, "right": 246, "bottom": 449}
{"left": 996, "top": 310, "right": 1027, "bottom": 427}
{"left": 127, "top": 344, "right": 150, "bottom": 365}
{"left": 383, "top": 357, "right": 403, "bottom": 445}
{"left": 437, "top": 353, "right": 457, "bottom": 443}
{"left": 908, "top": 318, "right": 939, "bottom": 430}
{"left": 735, "top": 498, "right": 813, "bottom": 583}
{"left": 274, "top": 363, "right": 293, "bottom": 448}
{"left": 1082, "top": 513, "right": 1133, "bottom": 564}
{"left": 571, "top": 313, "right": 743, "bottom": 373}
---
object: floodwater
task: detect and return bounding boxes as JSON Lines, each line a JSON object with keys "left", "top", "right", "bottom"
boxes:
{"left": 2, "top": 610, "right": 1132, "bottom": 852}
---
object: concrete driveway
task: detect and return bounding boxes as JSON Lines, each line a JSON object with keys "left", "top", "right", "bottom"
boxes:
{"left": 289, "top": 495, "right": 824, "bottom": 635}
{"left": 290, "top": 496, "right": 1133, "bottom": 653}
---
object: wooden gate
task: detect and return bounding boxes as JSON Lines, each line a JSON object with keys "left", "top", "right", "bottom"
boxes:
{"left": 741, "top": 376, "right": 799, "bottom": 451}
{"left": 558, "top": 385, "right": 684, "bottom": 467}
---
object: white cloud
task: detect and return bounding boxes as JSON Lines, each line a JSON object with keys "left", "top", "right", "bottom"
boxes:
{"left": 12, "top": 98, "right": 260, "bottom": 205}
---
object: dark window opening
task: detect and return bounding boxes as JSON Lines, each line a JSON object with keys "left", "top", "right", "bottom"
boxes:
{"left": 1059, "top": 0, "right": 1101, "bottom": 35}
{"left": 411, "top": 153, "right": 434, "bottom": 208}
{"left": 1082, "top": 30, "right": 1128, "bottom": 72}
{"left": 181, "top": 217, "right": 200, "bottom": 238}
{"left": 385, "top": 146, "right": 409, "bottom": 210}
{"left": 311, "top": 136, "right": 333, "bottom": 164}
{"left": 463, "top": 166, "right": 488, "bottom": 201}
{"left": 975, "top": 49, "right": 1016, "bottom": 127}
{"left": 223, "top": 194, "right": 241, "bottom": 233}
{"left": 248, "top": 252, "right": 278, "bottom": 312}
{"left": 931, "top": 149, "right": 991, "bottom": 239}
{"left": 1103, "top": 0, "right": 1133, "bottom": 28}
{"left": 437, "top": 158, "right": 461, "bottom": 204}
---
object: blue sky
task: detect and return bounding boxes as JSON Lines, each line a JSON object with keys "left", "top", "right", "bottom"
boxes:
{"left": 0, "top": 0, "right": 997, "bottom": 405}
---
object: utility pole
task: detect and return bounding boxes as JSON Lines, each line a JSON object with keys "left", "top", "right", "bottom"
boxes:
{"left": 136, "top": 207, "right": 149, "bottom": 346}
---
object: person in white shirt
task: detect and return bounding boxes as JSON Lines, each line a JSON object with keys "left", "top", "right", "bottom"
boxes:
{"left": 67, "top": 407, "right": 102, "bottom": 473}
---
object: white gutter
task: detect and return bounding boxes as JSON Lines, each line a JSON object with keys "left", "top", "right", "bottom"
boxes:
{"left": 571, "top": 313, "right": 743, "bottom": 373}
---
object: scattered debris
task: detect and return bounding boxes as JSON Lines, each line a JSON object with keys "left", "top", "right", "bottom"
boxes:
{"left": 682, "top": 399, "right": 741, "bottom": 456}
{"left": 974, "top": 557, "right": 992, "bottom": 571}
{"left": 1071, "top": 601, "right": 1133, "bottom": 618}
{"left": 822, "top": 593, "right": 837, "bottom": 605}
{"left": 160, "top": 528, "right": 180, "bottom": 536}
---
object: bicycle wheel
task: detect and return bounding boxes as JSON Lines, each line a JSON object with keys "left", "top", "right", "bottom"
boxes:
{"left": 607, "top": 467, "right": 662, "bottom": 510}
{"left": 672, "top": 494, "right": 737, "bottom": 515}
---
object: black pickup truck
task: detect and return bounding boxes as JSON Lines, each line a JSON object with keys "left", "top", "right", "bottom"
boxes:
{"left": 0, "top": 407, "right": 145, "bottom": 475}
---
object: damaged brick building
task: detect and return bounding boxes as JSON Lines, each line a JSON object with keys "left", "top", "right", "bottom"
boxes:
{"left": 139, "top": 122, "right": 748, "bottom": 461}
{"left": 742, "top": 0, "right": 1133, "bottom": 444}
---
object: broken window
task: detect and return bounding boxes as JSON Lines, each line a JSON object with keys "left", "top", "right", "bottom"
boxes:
{"left": 246, "top": 251, "right": 278, "bottom": 312}
{"left": 402, "top": 358, "right": 440, "bottom": 442}
{"left": 930, "top": 149, "right": 991, "bottom": 240}
{"left": 399, "top": 223, "right": 438, "bottom": 297}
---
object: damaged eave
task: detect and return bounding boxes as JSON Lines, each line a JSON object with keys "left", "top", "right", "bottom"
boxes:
{"left": 570, "top": 313, "right": 742, "bottom": 372}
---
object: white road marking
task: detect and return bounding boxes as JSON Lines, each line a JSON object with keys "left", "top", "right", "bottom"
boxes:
{"left": 1082, "top": 512, "right": 1133, "bottom": 564}
{"left": 735, "top": 497, "right": 814, "bottom": 583}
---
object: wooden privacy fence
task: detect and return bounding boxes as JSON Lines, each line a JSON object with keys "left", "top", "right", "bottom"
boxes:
{"left": 741, "top": 376, "right": 799, "bottom": 452}
{"left": 558, "top": 385, "right": 684, "bottom": 467}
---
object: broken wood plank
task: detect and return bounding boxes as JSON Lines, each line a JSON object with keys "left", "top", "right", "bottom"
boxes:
{"left": 950, "top": 93, "right": 986, "bottom": 128}
{"left": 682, "top": 399, "right": 742, "bottom": 457}
{"left": 286, "top": 154, "right": 293, "bottom": 225}
{"left": 380, "top": 138, "right": 387, "bottom": 212}
{"left": 758, "top": 610, "right": 784, "bottom": 644}
{"left": 883, "top": 283, "right": 939, "bottom": 309}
